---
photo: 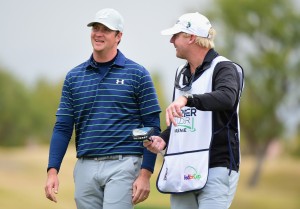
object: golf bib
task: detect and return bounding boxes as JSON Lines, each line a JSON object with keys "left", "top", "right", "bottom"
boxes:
{"left": 157, "top": 56, "right": 230, "bottom": 193}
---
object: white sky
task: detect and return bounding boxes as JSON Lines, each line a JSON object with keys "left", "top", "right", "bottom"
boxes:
{"left": 0, "top": 0, "right": 209, "bottom": 101}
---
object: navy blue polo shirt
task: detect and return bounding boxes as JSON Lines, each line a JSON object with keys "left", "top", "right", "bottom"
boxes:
{"left": 48, "top": 50, "right": 161, "bottom": 172}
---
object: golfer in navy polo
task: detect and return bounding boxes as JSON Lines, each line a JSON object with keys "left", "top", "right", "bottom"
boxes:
{"left": 44, "top": 8, "right": 161, "bottom": 209}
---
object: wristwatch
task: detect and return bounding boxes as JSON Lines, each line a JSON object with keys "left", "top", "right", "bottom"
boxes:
{"left": 182, "top": 93, "right": 193, "bottom": 105}
{"left": 183, "top": 93, "right": 193, "bottom": 99}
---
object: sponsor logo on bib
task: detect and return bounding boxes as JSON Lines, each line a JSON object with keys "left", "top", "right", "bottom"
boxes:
{"left": 184, "top": 166, "right": 201, "bottom": 180}
{"left": 175, "top": 107, "right": 197, "bottom": 132}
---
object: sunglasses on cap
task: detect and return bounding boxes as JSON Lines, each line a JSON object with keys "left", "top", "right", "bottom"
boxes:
{"left": 174, "top": 66, "right": 195, "bottom": 92}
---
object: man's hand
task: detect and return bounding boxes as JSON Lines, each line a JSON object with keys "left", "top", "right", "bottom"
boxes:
{"left": 144, "top": 136, "right": 166, "bottom": 154}
{"left": 166, "top": 96, "right": 187, "bottom": 126}
{"left": 132, "top": 169, "right": 151, "bottom": 205}
{"left": 44, "top": 168, "right": 59, "bottom": 203}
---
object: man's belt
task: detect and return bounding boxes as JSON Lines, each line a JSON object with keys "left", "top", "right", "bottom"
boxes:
{"left": 81, "top": 154, "right": 141, "bottom": 161}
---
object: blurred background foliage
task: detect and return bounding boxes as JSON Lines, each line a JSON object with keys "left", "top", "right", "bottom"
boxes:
{"left": 0, "top": 68, "right": 60, "bottom": 146}
{"left": 207, "top": 0, "right": 300, "bottom": 187}
{"left": 0, "top": 0, "right": 300, "bottom": 208}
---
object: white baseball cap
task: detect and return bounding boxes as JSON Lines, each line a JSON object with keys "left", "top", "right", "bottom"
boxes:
{"left": 87, "top": 8, "right": 124, "bottom": 32}
{"left": 161, "top": 12, "right": 212, "bottom": 38}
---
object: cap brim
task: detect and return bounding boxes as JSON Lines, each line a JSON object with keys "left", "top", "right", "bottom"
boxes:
{"left": 161, "top": 25, "right": 182, "bottom": 35}
{"left": 87, "top": 22, "right": 96, "bottom": 27}
{"left": 87, "top": 21, "right": 119, "bottom": 31}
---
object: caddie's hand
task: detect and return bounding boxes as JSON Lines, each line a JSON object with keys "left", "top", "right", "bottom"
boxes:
{"left": 144, "top": 136, "right": 166, "bottom": 154}
{"left": 143, "top": 139, "right": 152, "bottom": 149}
{"left": 166, "top": 96, "right": 187, "bottom": 126}
{"left": 45, "top": 168, "right": 59, "bottom": 203}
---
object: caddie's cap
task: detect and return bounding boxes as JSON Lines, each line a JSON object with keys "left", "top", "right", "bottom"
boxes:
{"left": 161, "top": 12, "right": 212, "bottom": 38}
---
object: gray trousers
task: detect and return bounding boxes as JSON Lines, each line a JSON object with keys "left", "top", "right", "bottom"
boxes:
{"left": 170, "top": 167, "right": 240, "bottom": 209}
{"left": 73, "top": 156, "right": 142, "bottom": 209}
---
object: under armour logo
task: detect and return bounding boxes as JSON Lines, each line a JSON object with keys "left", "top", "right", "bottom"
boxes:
{"left": 116, "top": 79, "right": 124, "bottom": 84}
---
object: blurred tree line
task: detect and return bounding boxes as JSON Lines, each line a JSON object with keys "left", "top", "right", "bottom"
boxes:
{"left": 205, "top": 0, "right": 300, "bottom": 186}
{"left": 0, "top": 68, "right": 61, "bottom": 146}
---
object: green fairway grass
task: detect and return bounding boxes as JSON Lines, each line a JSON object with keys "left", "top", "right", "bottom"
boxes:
{"left": 0, "top": 146, "right": 299, "bottom": 209}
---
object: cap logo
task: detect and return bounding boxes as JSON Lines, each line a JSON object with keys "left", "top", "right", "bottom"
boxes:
{"left": 186, "top": 22, "right": 191, "bottom": 28}
{"left": 177, "top": 20, "right": 191, "bottom": 29}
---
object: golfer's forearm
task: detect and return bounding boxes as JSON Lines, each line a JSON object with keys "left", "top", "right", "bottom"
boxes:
{"left": 141, "top": 112, "right": 160, "bottom": 173}
{"left": 47, "top": 116, "right": 73, "bottom": 172}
